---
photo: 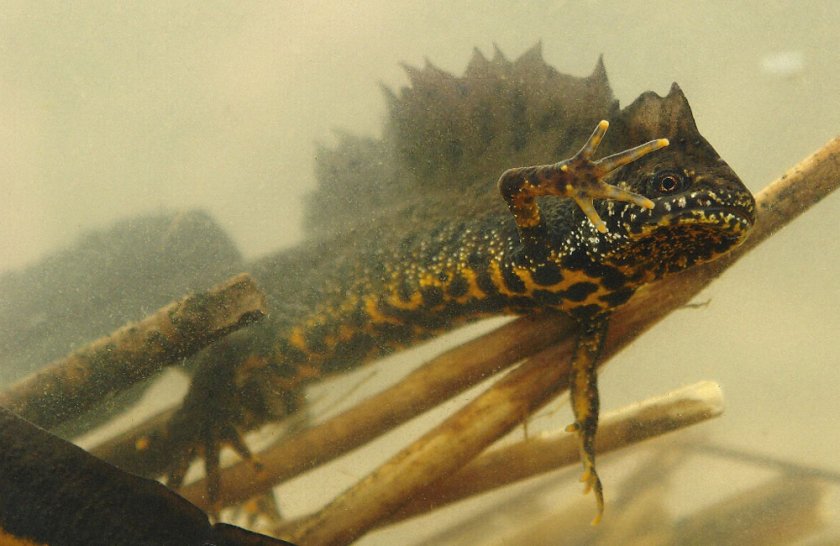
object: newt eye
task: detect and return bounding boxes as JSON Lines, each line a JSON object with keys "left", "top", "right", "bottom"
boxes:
{"left": 649, "top": 170, "right": 688, "bottom": 195}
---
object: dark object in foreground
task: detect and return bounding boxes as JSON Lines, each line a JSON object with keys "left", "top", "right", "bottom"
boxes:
{"left": 0, "top": 406, "right": 294, "bottom": 546}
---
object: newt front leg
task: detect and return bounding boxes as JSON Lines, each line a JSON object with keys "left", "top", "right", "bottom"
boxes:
{"left": 565, "top": 319, "right": 608, "bottom": 525}
{"left": 496, "top": 120, "right": 669, "bottom": 522}
{"left": 498, "top": 120, "right": 668, "bottom": 241}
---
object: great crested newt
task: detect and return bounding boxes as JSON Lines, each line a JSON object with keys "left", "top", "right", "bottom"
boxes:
{"left": 157, "top": 44, "right": 756, "bottom": 522}
{"left": 0, "top": 406, "right": 295, "bottom": 546}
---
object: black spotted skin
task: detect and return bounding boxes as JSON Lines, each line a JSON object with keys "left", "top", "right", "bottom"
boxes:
{"left": 161, "top": 45, "right": 756, "bottom": 521}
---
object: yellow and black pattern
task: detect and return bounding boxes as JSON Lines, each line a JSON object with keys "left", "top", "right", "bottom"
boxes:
{"left": 160, "top": 45, "right": 756, "bottom": 521}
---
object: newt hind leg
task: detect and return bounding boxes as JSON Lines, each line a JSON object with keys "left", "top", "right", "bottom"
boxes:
{"left": 161, "top": 338, "right": 308, "bottom": 511}
{"left": 565, "top": 319, "right": 608, "bottom": 525}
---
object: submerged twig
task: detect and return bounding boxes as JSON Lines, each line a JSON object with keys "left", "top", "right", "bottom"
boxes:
{"left": 0, "top": 273, "right": 267, "bottom": 429}
{"left": 286, "top": 137, "right": 840, "bottom": 545}
{"left": 382, "top": 380, "right": 723, "bottom": 526}
{"left": 292, "top": 330, "right": 577, "bottom": 545}
{"left": 451, "top": 446, "right": 685, "bottom": 546}
{"left": 462, "top": 452, "right": 827, "bottom": 545}
{"left": 273, "top": 381, "right": 723, "bottom": 536}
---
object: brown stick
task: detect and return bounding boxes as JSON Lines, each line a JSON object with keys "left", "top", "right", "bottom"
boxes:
{"left": 273, "top": 381, "right": 722, "bottom": 537}
{"left": 383, "top": 380, "right": 723, "bottom": 526}
{"left": 296, "top": 337, "right": 576, "bottom": 545}
{"left": 287, "top": 137, "right": 840, "bottom": 545}
{"left": 0, "top": 273, "right": 267, "bottom": 429}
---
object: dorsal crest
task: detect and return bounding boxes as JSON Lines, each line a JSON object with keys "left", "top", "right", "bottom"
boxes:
{"left": 303, "top": 46, "right": 699, "bottom": 239}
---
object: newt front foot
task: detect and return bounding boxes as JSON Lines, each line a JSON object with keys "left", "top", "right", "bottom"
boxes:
{"left": 565, "top": 420, "right": 605, "bottom": 525}
{"left": 563, "top": 120, "right": 668, "bottom": 233}
{"left": 566, "top": 320, "right": 608, "bottom": 524}
{"left": 498, "top": 120, "right": 668, "bottom": 234}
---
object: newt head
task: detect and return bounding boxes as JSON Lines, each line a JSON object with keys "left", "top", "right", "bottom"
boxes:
{"left": 595, "top": 84, "right": 756, "bottom": 279}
